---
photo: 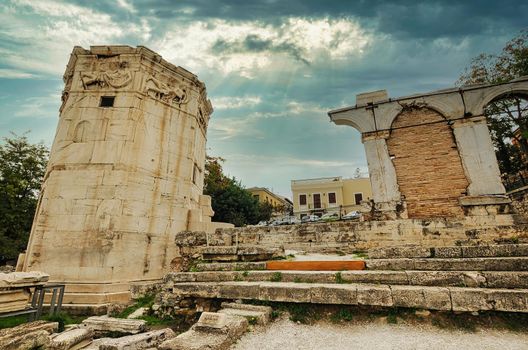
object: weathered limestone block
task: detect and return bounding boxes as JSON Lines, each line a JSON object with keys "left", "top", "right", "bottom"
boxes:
{"left": 365, "top": 259, "right": 415, "bottom": 270}
{"left": 461, "top": 244, "right": 528, "bottom": 258}
{"left": 0, "top": 289, "right": 30, "bottom": 312}
{"left": 81, "top": 316, "right": 146, "bottom": 335}
{"left": 219, "top": 302, "right": 272, "bottom": 325}
{"left": 159, "top": 314, "right": 247, "bottom": 350}
{"left": 217, "top": 282, "right": 260, "bottom": 299}
{"left": 259, "top": 282, "right": 312, "bottom": 303}
{"left": 172, "top": 283, "right": 219, "bottom": 298}
{"left": 195, "top": 262, "right": 266, "bottom": 272}
{"left": 0, "top": 271, "right": 49, "bottom": 287}
{"left": 368, "top": 246, "right": 432, "bottom": 259}
{"left": 406, "top": 271, "right": 486, "bottom": 288}
{"left": 450, "top": 287, "right": 528, "bottom": 312}
{"left": 99, "top": 328, "right": 176, "bottom": 350}
{"left": 357, "top": 285, "right": 393, "bottom": 306}
{"left": 483, "top": 272, "right": 528, "bottom": 289}
{"left": 433, "top": 246, "right": 463, "bottom": 258}
{"left": 311, "top": 284, "right": 358, "bottom": 305}
{"left": 49, "top": 327, "right": 94, "bottom": 350}
{"left": 0, "top": 321, "right": 58, "bottom": 350}
{"left": 342, "top": 271, "right": 409, "bottom": 285}
{"left": 391, "top": 285, "right": 451, "bottom": 310}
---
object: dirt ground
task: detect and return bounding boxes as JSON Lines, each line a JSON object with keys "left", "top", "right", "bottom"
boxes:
{"left": 232, "top": 317, "right": 528, "bottom": 350}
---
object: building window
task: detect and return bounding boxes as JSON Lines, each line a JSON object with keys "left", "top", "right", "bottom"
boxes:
{"left": 313, "top": 193, "right": 321, "bottom": 209}
{"left": 100, "top": 96, "right": 115, "bottom": 107}
{"left": 299, "top": 194, "right": 307, "bottom": 205}
{"left": 354, "top": 193, "right": 363, "bottom": 205}
{"left": 328, "top": 192, "right": 336, "bottom": 204}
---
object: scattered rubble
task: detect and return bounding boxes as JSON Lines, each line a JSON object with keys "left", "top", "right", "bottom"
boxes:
{"left": 0, "top": 321, "right": 58, "bottom": 350}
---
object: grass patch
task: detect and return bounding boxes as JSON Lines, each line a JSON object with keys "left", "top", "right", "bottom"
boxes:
{"left": 242, "top": 271, "right": 250, "bottom": 277}
{"left": 118, "top": 294, "right": 156, "bottom": 319}
{"left": 0, "top": 315, "right": 28, "bottom": 329}
{"left": 42, "top": 313, "right": 86, "bottom": 332}
{"left": 353, "top": 252, "right": 368, "bottom": 259}
{"left": 234, "top": 274, "right": 244, "bottom": 282}
{"left": 293, "top": 277, "right": 303, "bottom": 283}
{"left": 335, "top": 272, "right": 348, "bottom": 284}
{"left": 0, "top": 313, "right": 85, "bottom": 332}
{"left": 270, "top": 272, "right": 283, "bottom": 282}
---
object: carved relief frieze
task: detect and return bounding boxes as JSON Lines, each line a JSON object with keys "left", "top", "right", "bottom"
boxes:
{"left": 81, "top": 69, "right": 133, "bottom": 90}
{"left": 144, "top": 76, "right": 189, "bottom": 106}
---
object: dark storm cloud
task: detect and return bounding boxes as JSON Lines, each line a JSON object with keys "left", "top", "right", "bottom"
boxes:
{"left": 211, "top": 35, "right": 310, "bottom": 64}
{"left": 131, "top": 0, "right": 527, "bottom": 39}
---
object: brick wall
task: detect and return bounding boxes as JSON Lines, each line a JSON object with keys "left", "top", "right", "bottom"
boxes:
{"left": 387, "top": 107, "right": 468, "bottom": 218}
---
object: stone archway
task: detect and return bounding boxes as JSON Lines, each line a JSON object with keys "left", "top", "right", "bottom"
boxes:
{"left": 386, "top": 107, "right": 468, "bottom": 218}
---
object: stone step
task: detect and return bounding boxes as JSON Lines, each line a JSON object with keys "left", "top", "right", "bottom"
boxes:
{"left": 201, "top": 246, "right": 284, "bottom": 262}
{"left": 168, "top": 281, "right": 528, "bottom": 313}
{"left": 219, "top": 302, "right": 272, "bottom": 325}
{"left": 366, "top": 257, "right": 528, "bottom": 271}
{"left": 368, "top": 244, "right": 528, "bottom": 259}
{"left": 165, "top": 270, "right": 528, "bottom": 289}
{"left": 195, "top": 261, "right": 267, "bottom": 272}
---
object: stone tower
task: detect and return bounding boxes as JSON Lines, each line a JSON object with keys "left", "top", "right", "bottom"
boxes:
{"left": 23, "top": 46, "right": 219, "bottom": 305}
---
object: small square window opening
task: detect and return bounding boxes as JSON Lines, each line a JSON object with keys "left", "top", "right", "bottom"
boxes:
{"left": 100, "top": 96, "right": 115, "bottom": 107}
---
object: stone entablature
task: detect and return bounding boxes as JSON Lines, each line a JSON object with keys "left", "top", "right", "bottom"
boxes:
{"left": 328, "top": 77, "right": 528, "bottom": 219}
{"left": 22, "top": 46, "right": 227, "bottom": 306}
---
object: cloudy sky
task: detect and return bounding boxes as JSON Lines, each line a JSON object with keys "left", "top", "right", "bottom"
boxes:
{"left": 0, "top": 0, "right": 526, "bottom": 198}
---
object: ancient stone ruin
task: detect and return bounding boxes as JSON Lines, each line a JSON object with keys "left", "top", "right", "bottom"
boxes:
{"left": 328, "top": 78, "right": 528, "bottom": 220}
{"left": 21, "top": 46, "right": 231, "bottom": 307}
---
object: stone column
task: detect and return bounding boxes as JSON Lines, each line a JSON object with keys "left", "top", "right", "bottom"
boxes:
{"left": 452, "top": 116, "right": 511, "bottom": 213}
{"left": 452, "top": 117, "right": 506, "bottom": 196}
{"left": 362, "top": 131, "right": 405, "bottom": 218}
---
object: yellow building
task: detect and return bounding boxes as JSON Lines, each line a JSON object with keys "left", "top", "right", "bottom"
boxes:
{"left": 291, "top": 177, "right": 372, "bottom": 218}
{"left": 247, "top": 187, "right": 293, "bottom": 216}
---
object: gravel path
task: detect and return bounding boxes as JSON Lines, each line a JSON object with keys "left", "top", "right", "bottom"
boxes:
{"left": 232, "top": 318, "right": 528, "bottom": 350}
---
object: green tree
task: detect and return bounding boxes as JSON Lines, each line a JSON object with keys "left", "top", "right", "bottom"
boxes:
{"left": 457, "top": 31, "right": 528, "bottom": 176}
{"left": 0, "top": 133, "right": 49, "bottom": 263}
{"left": 204, "top": 156, "right": 272, "bottom": 226}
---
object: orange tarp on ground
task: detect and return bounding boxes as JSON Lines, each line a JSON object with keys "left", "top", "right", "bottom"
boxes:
{"left": 266, "top": 260, "right": 365, "bottom": 271}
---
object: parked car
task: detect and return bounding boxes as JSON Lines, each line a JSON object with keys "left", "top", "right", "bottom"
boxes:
{"left": 342, "top": 210, "right": 361, "bottom": 220}
{"left": 321, "top": 212, "right": 339, "bottom": 222}
{"left": 301, "top": 214, "right": 320, "bottom": 223}
{"left": 277, "top": 216, "right": 301, "bottom": 225}
{"left": 256, "top": 220, "right": 268, "bottom": 227}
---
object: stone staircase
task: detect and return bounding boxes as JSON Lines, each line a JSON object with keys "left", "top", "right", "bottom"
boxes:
{"left": 157, "top": 244, "right": 528, "bottom": 314}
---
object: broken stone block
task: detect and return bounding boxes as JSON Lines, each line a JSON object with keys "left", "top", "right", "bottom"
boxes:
{"left": 81, "top": 316, "right": 146, "bottom": 335}
{"left": 218, "top": 307, "right": 270, "bottom": 325}
{"left": 99, "top": 328, "right": 176, "bottom": 350}
{"left": 49, "top": 327, "right": 94, "bottom": 350}
{"left": 0, "top": 321, "right": 58, "bottom": 350}
{"left": 0, "top": 271, "right": 49, "bottom": 288}
{"left": 159, "top": 314, "right": 247, "bottom": 350}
